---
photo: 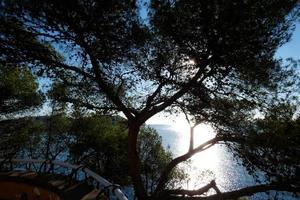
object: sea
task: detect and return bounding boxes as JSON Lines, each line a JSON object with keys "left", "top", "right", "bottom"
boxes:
{"left": 149, "top": 124, "right": 255, "bottom": 191}
{"left": 131, "top": 123, "right": 298, "bottom": 200}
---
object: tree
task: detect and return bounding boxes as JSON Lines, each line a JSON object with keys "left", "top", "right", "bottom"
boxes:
{"left": 138, "top": 127, "right": 189, "bottom": 195}
{"left": 68, "top": 115, "right": 187, "bottom": 188}
{"left": 235, "top": 103, "right": 300, "bottom": 183}
{"left": 0, "top": 65, "right": 43, "bottom": 118}
{"left": 1, "top": 0, "right": 300, "bottom": 199}
{"left": 0, "top": 117, "right": 44, "bottom": 163}
{"left": 0, "top": 64, "right": 43, "bottom": 162}
{"left": 68, "top": 113, "right": 130, "bottom": 184}
{"left": 0, "top": 112, "right": 185, "bottom": 193}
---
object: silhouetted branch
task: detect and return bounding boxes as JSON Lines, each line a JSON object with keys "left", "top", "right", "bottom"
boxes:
{"left": 164, "top": 183, "right": 300, "bottom": 200}
{"left": 163, "top": 180, "right": 218, "bottom": 197}
{"left": 59, "top": 97, "right": 118, "bottom": 112}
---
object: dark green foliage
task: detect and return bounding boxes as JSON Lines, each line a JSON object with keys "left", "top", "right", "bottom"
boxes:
{"left": 235, "top": 104, "right": 300, "bottom": 183}
{"left": 1, "top": 114, "right": 182, "bottom": 188}
{"left": 151, "top": 0, "right": 300, "bottom": 120}
{"left": 42, "top": 114, "right": 72, "bottom": 160}
{"left": 138, "top": 127, "right": 188, "bottom": 194}
{"left": 0, "top": 65, "right": 43, "bottom": 117}
{"left": 151, "top": 0, "right": 295, "bottom": 83}
{"left": 69, "top": 115, "right": 186, "bottom": 187}
{"left": 0, "top": 117, "right": 44, "bottom": 161}
{"left": 1, "top": 115, "right": 71, "bottom": 160}
{"left": 69, "top": 114, "right": 129, "bottom": 184}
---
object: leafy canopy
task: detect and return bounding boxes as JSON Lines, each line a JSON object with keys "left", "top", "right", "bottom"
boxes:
{"left": 0, "top": 65, "right": 43, "bottom": 118}
{"left": 1, "top": 0, "right": 300, "bottom": 199}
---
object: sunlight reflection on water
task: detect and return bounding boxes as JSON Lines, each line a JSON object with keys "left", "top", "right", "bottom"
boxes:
{"left": 150, "top": 123, "right": 256, "bottom": 192}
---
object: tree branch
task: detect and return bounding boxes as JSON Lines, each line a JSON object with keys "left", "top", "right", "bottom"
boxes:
{"left": 84, "top": 47, "right": 136, "bottom": 121}
{"left": 51, "top": 61, "right": 96, "bottom": 80}
{"left": 139, "top": 60, "right": 212, "bottom": 124}
{"left": 175, "top": 102, "right": 198, "bottom": 152}
{"left": 164, "top": 183, "right": 300, "bottom": 200}
{"left": 144, "top": 82, "right": 165, "bottom": 109}
{"left": 58, "top": 97, "right": 118, "bottom": 112}
{"left": 163, "top": 180, "right": 218, "bottom": 197}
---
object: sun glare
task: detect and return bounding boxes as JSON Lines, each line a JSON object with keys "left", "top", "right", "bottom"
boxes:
{"left": 170, "top": 118, "right": 220, "bottom": 189}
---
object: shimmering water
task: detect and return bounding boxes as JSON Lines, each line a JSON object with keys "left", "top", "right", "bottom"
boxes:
{"left": 150, "top": 124, "right": 255, "bottom": 191}
{"left": 148, "top": 124, "right": 298, "bottom": 200}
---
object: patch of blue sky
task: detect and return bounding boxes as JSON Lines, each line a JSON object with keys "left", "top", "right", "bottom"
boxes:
{"left": 275, "top": 22, "right": 300, "bottom": 60}
{"left": 137, "top": 0, "right": 150, "bottom": 25}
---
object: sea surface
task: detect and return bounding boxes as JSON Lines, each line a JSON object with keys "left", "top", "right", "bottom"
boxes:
{"left": 145, "top": 123, "right": 298, "bottom": 200}
{"left": 149, "top": 124, "right": 255, "bottom": 191}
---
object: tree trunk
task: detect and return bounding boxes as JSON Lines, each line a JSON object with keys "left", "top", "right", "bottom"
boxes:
{"left": 128, "top": 124, "right": 148, "bottom": 199}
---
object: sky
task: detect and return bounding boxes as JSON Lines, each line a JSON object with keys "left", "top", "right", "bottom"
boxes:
{"left": 275, "top": 22, "right": 300, "bottom": 59}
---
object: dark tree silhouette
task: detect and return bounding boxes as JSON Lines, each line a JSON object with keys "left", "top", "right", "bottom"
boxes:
{"left": 1, "top": 0, "right": 300, "bottom": 199}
